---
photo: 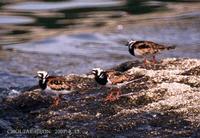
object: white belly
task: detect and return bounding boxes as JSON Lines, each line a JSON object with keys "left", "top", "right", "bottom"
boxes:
{"left": 134, "top": 49, "right": 144, "bottom": 58}
{"left": 44, "top": 86, "right": 73, "bottom": 96}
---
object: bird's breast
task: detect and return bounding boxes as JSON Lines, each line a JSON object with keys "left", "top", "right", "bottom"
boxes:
{"left": 96, "top": 78, "right": 108, "bottom": 85}
{"left": 128, "top": 47, "right": 135, "bottom": 56}
{"left": 133, "top": 48, "right": 144, "bottom": 57}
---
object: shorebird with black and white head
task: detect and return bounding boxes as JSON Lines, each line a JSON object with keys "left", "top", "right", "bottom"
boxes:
{"left": 125, "top": 40, "right": 176, "bottom": 65}
{"left": 92, "top": 68, "right": 121, "bottom": 102}
{"left": 35, "top": 70, "right": 74, "bottom": 106}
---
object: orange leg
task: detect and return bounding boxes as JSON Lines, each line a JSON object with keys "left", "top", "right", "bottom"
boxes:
{"left": 144, "top": 58, "right": 147, "bottom": 64}
{"left": 52, "top": 96, "right": 60, "bottom": 107}
{"left": 152, "top": 55, "right": 157, "bottom": 64}
{"left": 142, "top": 58, "right": 147, "bottom": 68}
{"left": 104, "top": 89, "right": 121, "bottom": 102}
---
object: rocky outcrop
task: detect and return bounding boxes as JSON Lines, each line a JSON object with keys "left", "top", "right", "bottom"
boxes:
{"left": 1, "top": 58, "right": 200, "bottom": 137}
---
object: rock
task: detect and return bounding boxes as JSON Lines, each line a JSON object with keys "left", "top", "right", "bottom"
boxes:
{"left": 1, "top": 58, "right": 200, "bottom": 137}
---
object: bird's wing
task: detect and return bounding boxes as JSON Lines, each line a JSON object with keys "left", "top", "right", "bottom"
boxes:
{"left": 144, "top": 41, "right": 168, "bottom": 54}
{"left": 47, "top": 76, "right": 70, "bottom": 91}
{"left": 135, "top": 41, "right": 156, "bottom": 55}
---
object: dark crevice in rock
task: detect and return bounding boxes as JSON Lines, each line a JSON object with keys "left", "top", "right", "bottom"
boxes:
{"left": 181, "top": 65, "right": 200, "bottom": 76}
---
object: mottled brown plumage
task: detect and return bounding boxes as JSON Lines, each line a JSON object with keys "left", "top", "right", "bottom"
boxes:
{"left": 132, "top": 41, "right": 175, "bottom": 55}
{"left": 92, "top": 68, "right": 123, "bottom": 102}
{"left": 46, "top": 76, "right": 72, "bottom": 91}
{"left": 35, "top": 71, "right": 74, "bottom": 93}
{"left": 126, "top": 40, "right": 176, "bottom": 64}
{"left": 106, "top": 70, "right": 128, "bottom": 85}
{"left": 35, "top": 71, "right": 74, "bottom": 106}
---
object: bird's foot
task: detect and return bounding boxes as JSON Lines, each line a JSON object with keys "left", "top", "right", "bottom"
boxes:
{"left": 142, "top": 59, "right": 150, "bottom": 68}
{"left": 151, "top": 55, "right": 158, "bottom": 64}
{"left": 51, "top": 97, "right": 60, "bottom": 107}
{"left": 104, "top": 89, "right": 121, "bottom": 102}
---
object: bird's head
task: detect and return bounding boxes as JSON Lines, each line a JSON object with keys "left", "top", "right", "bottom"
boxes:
{"left": 125, "top": 40, "right": 136, "bottom": 47}
{"left": 35, "top": 70, "right": 49, "bottom": 84}
{"left": 92, "top": 68, "right": 104, "bottom": 77}
{"left": 92, "top": 68, "right": 108, "bottom": 85}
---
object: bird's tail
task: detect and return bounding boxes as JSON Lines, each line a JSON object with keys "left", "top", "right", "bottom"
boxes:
{"left": 166, "top": 45, "right": 176, "bottom": 50}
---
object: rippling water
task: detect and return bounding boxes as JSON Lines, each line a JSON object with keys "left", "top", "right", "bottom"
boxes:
{"left": 0, "top": 0, "right": 200, "bottom": 91}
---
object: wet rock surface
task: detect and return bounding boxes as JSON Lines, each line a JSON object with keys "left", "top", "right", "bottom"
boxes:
{"left": 1, "top": 58, "right": 200, "bottom": 137}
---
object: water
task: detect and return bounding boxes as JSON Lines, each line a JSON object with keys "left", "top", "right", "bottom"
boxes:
{"left": 0, "top": 0, "right": 200, "bottom": 92}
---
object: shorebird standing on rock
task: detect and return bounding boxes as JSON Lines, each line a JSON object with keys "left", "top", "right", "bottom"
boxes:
{"left": 35, "top": 71, "right": 75, "bottom": 106}
{"left": 92, "top": 68, "right": 122, "bottom": 102}
{"left": 125, "top": 40, "right": 176, "bottom": 65}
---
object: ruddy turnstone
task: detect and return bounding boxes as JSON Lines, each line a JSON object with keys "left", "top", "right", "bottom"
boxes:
{"left": 125, "top": 40, "right": 176, "bottom": 65}
{"left": 35, "top": 71, "right": 74, "bottom": 106}
{"left": 92, "top": 68, "right": 121, "bottom": 102}
{"left": 92, "top": 68, "right": 111, "bottom": 86}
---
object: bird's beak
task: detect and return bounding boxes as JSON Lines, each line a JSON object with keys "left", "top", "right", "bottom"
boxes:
{"left": 125, "top": 41, "right": 129, "bottom": 46}
{"left": 34, "top": 75, "right": 38, "bottom": 78}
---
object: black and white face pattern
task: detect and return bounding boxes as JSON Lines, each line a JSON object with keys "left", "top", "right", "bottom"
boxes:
{"left": 36, "top": 70, "right": 49, "bottom": 84}
{"left": 92, "top": 68, "right": 108, "bottom": 85}
{"left": 126, "top": 40, "right": 136, "bottom": 56}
